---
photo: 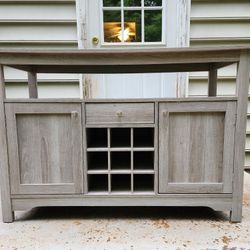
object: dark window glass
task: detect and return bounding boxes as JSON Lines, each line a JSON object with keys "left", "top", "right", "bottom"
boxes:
{"left": 103, "top": 0, "right": 121, "bottom": 7}
{"left": 124, "top": 0, "right": 141, "bottom": 6}
{"left": 144, "top": 0, "right": 162, "bottom": 6}
{"left": 144, "top": 10, "right": 162, "bottom": 42}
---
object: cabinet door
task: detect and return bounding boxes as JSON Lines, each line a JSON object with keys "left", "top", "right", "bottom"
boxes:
{"left": 5, "top": 103, "right": 83, "bottom": 195}
{"left": 159, "top": 102, "right": 236, "bottom": 194}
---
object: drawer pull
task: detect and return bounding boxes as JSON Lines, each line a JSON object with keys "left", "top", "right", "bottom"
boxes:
{"left": 116, "top": 111, "right": 123, "bottom": 117}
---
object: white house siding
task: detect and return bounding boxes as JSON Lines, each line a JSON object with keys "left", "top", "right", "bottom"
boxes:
{"left": 0, "top": 0, "right": 250, "bottom": 169}
{"left": 0, "top": 0, "right": 80, "bottom": 98}
{"left": 190, "top": 0, "right": 250, "bottom": 170}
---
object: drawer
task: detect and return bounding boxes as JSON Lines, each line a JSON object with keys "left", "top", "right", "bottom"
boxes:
{"left": 85, "top": 103, "right": 154, "bottom": 124}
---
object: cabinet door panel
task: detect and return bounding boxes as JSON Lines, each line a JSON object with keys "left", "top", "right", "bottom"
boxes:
{"left": 5, "top": 103, "right": 83, "bottom": 195}
{"left": 159, "top": 102, "right": 236, "bottom": 194}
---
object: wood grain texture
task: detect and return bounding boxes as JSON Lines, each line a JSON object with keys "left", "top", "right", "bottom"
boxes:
{"left": 82, "top": 103, "right": 88, "bottom": 194}
{"left": 159, "top": 102, "right": 236, "bottom": 194}
{"left": 0, "top": 47, "right": 247, "bottom": 73}
{"left": 5, "top": 103, "right": 83, "bottom": 195}
{"left": 1, "top": 47, "right": 248, "bottom": 222}
{"left": 208, "top": 65, "right": 217, "bottom": 96}
{"left": 0, "top": 65, "right": 13, "bottom": 222}
{"left": 231, "top": 50, "right": 250, "bottom": 222}
{"left": 86, "top": 103, "right": 154, "bottom": 124}
{"left": 27, "top": 71, "right": 38, "bottom": 98}
{"left": 11, "top": 195, "right": 232, "bottom": 212}
{"left": 4, "top": 97, "right": 237, "bottom": 103}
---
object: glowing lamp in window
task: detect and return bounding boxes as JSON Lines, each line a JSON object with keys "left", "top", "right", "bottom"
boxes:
{"left": 104, "top": 22, "right": 136, "bottom": 43}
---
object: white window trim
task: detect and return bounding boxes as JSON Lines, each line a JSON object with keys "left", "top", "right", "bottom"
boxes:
{"left": 76, "top": 0, "right": 191, "bottom": 98}
{"left": 100, "top": 0, "right": 166, "bottom": 46}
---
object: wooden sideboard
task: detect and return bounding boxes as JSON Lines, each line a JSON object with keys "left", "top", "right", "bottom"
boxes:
{"left": 0, "top": 47, "right": 249, "bottom": 223}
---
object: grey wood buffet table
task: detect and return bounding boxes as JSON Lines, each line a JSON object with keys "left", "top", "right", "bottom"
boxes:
{"left": 0, "top": 47, "right": 249, "bottom": 223}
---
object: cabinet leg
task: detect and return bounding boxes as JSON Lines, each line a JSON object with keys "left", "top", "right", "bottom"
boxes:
{"left": 230, "top": 209, "right": 242, "bottom": 223}
{"left": 2, "top": 210, "right": 14, "bottom": 223}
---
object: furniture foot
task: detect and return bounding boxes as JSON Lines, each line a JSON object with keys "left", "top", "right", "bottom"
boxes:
{"left": 2, "top": 210, "right": 14, "bottom": 223}
{"left": 230, "top": 209, "right": 242, "bottom": 223}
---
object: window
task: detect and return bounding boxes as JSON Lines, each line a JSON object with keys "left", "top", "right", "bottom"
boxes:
{"left": 102, "top": 0, "right": 163, "bottom": 44}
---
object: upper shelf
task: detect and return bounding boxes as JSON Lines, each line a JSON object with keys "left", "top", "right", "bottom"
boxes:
{"left": 0, "top": 46, "right": 249, "bottom": 74}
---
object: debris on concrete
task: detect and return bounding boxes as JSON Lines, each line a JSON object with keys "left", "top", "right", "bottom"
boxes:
{"left": 0, "top": 173, "right": 250, "bottom": 250}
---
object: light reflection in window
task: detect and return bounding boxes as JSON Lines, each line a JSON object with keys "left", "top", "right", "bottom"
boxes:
{"left": 103, "top": 0, "right": 162, "bottom": 43}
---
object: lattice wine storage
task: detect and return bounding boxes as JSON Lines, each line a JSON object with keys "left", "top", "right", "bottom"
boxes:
{"left": 86, "top": 127, "right": 155, "bottom": 193}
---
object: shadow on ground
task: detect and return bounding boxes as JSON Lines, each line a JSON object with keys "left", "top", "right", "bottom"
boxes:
{"left": 16, "top": 206, "right": 229, "bottom": 222}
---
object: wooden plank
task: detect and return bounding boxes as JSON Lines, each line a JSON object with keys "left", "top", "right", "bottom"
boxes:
{"left": 4, "top": 97, "right": 238, "bottom": 103}
{"left": 86, "top": 124, "right": 156, "bottom": 128}
{"left": 86, "top": 103, "right": 154, "bottom": 124}
{"left": 231, "top": 50, "right": 250, "bottom": 222}
{"left": 82, "top": 103, "right": 88, "bottom": 194}
{"left": 166, "top": 183, "right": 223, "bottom": 193}
{"left": 27, "top": 71, "right": 38, "bottom": 98}
{"left": 0, "top": 65, "right": 14, "bottom": 222}
{"left": 87, "top": 147, "right": 154, "bottom": 152}
{"left": 131, "top": 128, "right": 134, "bottom": 193}
{"left": 11, "top": 193, "right": 233, "bottom": 199}
{"left": 7, "top": 63, "right": 216, "bottom": 74}
{"left": 5, "top": 103, "right": 83, "bottom": 195}
{"left": 158, "top": 105, "right": 169, "bottom": 193}
{"left": 4, "top": 99, "right": 83, "bottom": 103}
{"left": 0, "top": 47, "right": 244, "bottom": 74}
{"left": 71, "top": 106, "right": 84, "bottom": 194}
{"left": 84, "top": 97, "right": 237, "bottom": 103}
{"left": 222, "top": 102, "right": 237, "bottom": 193}
{"left": 159, "top": 102, "right": 234, "bottom": 194}
{"left": 158, "top": 102, "right": 228, "bottom": 113}
{"left": 203, "top": 113, "right": 225, "bottom": 184}
{"left": 107, "top": 128, "right": 111, "bottom": 194}
{"left": 154, "top": 102, "right": 158, "bottom": 194}
{"left": 11, "top": 195, "right": 232, "bottom": 212}
{"left": 208, "top": 65, "right": 217, "bottom": 96}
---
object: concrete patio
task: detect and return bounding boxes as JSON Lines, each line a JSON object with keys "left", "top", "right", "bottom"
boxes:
{"left": 0, "top": 172, "right": 249, "bottom": 250}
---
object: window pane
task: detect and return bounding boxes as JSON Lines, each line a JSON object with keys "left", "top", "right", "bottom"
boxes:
{"left": 104, "top": 11, "right": 122, "bottom": 42}
{"left": 103, "top": 0, "right": 121, "bottom": 7}
{"left": 124, "top": 0, "right": 141, "bottom": 6}
{"left": 124, "top": 10, "right": 141, "bottom": 42}
{"left": 144, "top": 0, "right": 162, "bottom": 6}
{"left": 144, "top": 10, "right": 162, "bottom": 42}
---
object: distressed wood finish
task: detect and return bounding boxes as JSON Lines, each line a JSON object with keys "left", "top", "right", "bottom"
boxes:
{"left": 0, "top": 65, "right": 14, "bottom": 222}
{"left": 231, "top": 50, "right": 250, "bottom": 222}
{"left": 159, "top": 102, "right": 236, "bottom": 194}
{"left": 12, "top": 194, "right": 232, "bottom": 212}
{"left": 86, "top": 103, "right": 154, "bottom": 124}
{"left": 5, "top": 103, "right": 83, "bottom": 195}
{"left": 0, "top": 47, "right": 245, "bottom": 74}
{"left": 27, "top": 71, "right": 38, "bottom": 98}
{"left": 208, "top": 65, "right": 217, "bottom": 96}
{"left": 0, "top": 47, "right": 249, "bottom": 223}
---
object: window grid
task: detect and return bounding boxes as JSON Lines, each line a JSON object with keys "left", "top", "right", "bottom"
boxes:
{"left": 101, "top": 0, "right": 164, "bottom": 44}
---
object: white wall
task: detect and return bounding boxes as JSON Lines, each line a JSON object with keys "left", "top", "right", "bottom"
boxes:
{"left": 0, "top": 0, "right": 249, "bottom": 169}
{"left": 0, "top": 0, "right": 80, "bottom": 98}
{"left": 190, "top": 0, "right": 250, "bottom": 170}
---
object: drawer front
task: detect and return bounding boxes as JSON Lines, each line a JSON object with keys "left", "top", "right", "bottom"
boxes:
{"left": 86, "top": 103, "right": 154, "bottom": 124}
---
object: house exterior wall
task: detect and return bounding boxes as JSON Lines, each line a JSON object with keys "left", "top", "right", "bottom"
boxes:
{"left": 0, "top": 0, "right": 80, "bottom": 98}
{"left": 0, "top": 0, "right": 249, "bottom": 169}
{"left": 189, "top": 0, "right": 250, "bottom": 170}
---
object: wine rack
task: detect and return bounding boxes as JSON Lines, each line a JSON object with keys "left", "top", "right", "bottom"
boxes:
{"left": 86, "top": 127, "right": 155, "bottom": 193}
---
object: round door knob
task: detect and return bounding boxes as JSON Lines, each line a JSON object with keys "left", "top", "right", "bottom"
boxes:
{"left": 116, "top": 111, "right": 123, "bottom": 117}
{"left": 92, "top": 36, "right": 99, "bottom": 45}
